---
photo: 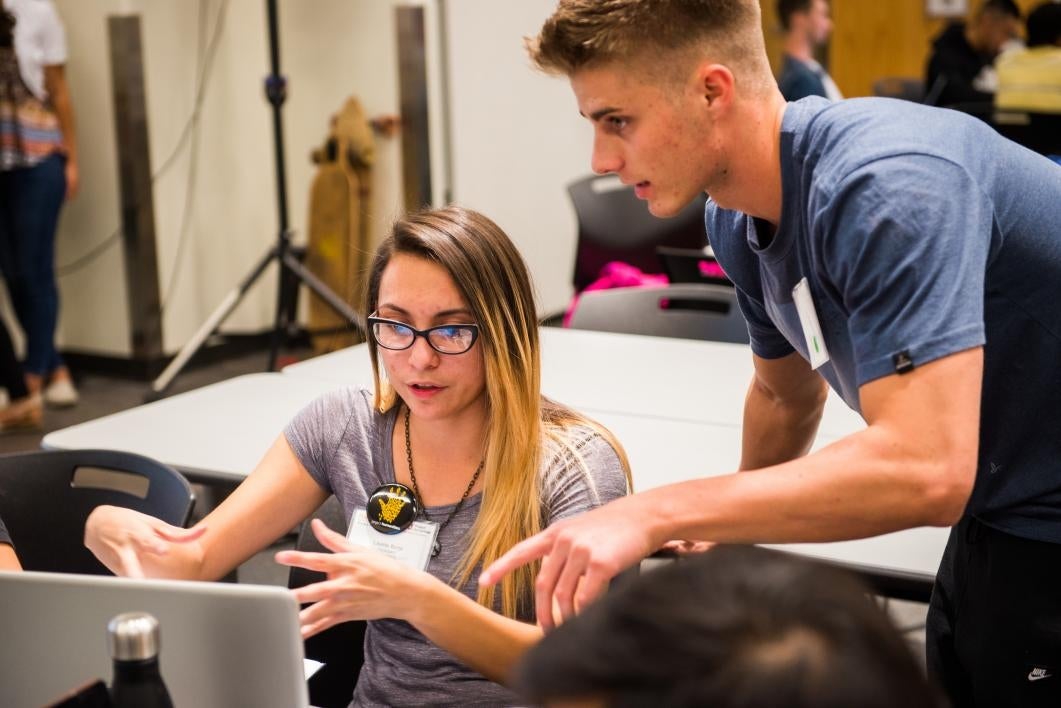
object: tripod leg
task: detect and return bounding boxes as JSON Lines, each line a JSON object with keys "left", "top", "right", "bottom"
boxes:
{"left": 281, "top": 250, "right": 364, "bottom": 332}
{"left": 149, "top": 247, "right": 278, "bottom": 398}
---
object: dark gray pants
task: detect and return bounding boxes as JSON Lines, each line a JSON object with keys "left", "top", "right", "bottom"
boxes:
{"left": 927, "top": 515, "right": 1061, "bottom": 707}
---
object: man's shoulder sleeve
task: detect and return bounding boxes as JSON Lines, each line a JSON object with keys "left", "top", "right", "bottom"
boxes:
{"left": 819, "top": 153, "right": 989, "bottom": 385}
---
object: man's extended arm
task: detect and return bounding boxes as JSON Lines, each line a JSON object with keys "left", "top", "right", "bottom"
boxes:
{"left": 483, "top": 347, "right": 981, "bottom": 629}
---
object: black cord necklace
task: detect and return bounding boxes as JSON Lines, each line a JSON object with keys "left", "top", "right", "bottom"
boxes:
{"left": 403, "top": 407, "right": 483, "bottom": 558}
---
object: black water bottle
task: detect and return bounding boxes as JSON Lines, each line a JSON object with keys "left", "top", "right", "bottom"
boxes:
{"left": 107, "top": 611, "right": 175, "bottom": 708}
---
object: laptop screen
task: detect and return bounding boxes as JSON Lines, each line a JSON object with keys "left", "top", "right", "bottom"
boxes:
{"left": 0, "top": 571, "right": 309, "bottom": 708}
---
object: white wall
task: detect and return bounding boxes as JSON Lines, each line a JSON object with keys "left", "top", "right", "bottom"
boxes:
{"left": 50, "top": 0, "right": 589, "bottom": 359}
{"left": 50, "top": 0, "right": 135, "bottom": 357}
{"left": 52, "top": 0, "right": 406, "bottom": 357}
{"left": 445, "top": 0, "right": 593, "bottom": 316}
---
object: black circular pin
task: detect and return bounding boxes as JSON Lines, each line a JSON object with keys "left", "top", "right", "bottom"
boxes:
{"left": 366, "top": 483, "right": 419, "bottom": 535}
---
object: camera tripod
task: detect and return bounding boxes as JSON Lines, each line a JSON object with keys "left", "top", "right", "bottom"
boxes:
{"left": 149, "top": 0, "right": 363, "bottom": 399}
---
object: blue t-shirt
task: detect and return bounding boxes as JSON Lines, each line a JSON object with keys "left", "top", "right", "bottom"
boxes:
{"left": 708, "top": 96, "right": 1061, "bottom": 543}
{"left": 777, "top": 54, "right": 827, "bottom": 102}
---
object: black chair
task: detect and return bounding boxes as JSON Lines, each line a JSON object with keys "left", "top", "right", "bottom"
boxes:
{"left": 569, "top": 283, "right": 750, "bottom": 344}
{"left": 872, "top": 76, "right": 926, "bottom": 103}
{"left": 655, "top": 245, "right": 731, "bottom": 286}
{"left": 288, "top": 496, "right": 367, "bottom": 708}
{"left": 0, "top": 448, "right": 195, "bottom": 574}
{"left": 568, "top": 174, "right": 708, "bottom": 292}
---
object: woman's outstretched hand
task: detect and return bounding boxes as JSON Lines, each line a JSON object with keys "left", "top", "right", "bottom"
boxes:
{"left": 84, "top": 505, "right": 207, "bottom": 578}
{"left": 276, "top": 519, "right": 436, "bottom": 638}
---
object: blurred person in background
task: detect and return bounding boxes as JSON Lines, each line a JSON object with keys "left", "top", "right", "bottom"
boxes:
{"left": 996, "top": 1, "right": 1061, "bottom": 113}
{"left": 926, "top": 0, "right": 1022, "bottom": 106}
{"left": 776, "top": 0, "right": 843, "bottom": 101}
{"left": 0, "top": 0, "right": 80, "bottom": 410}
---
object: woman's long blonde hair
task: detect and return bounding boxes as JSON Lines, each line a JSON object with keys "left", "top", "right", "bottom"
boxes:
{"left": 365, "top": 206, "right": 631, "bottom": 618}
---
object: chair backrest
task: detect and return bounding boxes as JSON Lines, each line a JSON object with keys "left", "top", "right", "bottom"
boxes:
{"left": 569, "top": 283, "right": 750, "bottom": 344}
{"left": 0, "top": 449, "right": 195, "bottom": 574}
{"left": 568, "top": 174, "right": 708, "bottom": 291}
{"left": 288, "top": 496, "right": 367, "bottom": 708}
{"left": 655, "top": 246, "right": 731, "bottom": 286}
{"left": 872, "top": 77, "right": 926, "bottom": 103}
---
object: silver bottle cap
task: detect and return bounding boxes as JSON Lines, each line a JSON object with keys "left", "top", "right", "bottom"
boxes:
{"left": 107, "top": 611, "right": 161, "bottom": 661}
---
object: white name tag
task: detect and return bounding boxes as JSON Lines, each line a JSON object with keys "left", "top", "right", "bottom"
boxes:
{"left": 347, "top": 509, "right": 439, "bottom": 572}
{"left": 792, "top": 277, "right": 830, "bottom": 369}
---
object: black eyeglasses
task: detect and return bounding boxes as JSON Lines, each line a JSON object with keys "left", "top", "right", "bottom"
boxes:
{"left": 367, "top": 315, "right": 480, "bottom": 355}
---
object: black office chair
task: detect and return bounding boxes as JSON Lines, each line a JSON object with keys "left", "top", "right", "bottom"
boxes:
{"left": 655, "top": 245, "right": 732, "bottom": 286}
{"left": 569, "top": 283, "right": 750, "bottom": 344}
{"left": 568, "top": 174, "right": 708, "bottom": 292}
{"left": 288, "top": 496, "right": 367, "bottom": 708}
{"left": 871, "top": 76, "right": 926, "bottom": 103}
{"left": 0, "top": 448, "right": 195, "bottom": 574}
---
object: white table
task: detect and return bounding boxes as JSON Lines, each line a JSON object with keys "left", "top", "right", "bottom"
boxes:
{"left": 283, "top": 327, "right": 867, "bottom": 437}
{"left": 43, "top": 373, "right": 342, "bottom": 484}
{"left": 43, "top": 374, "right": 744, "bottom": 488}
{"left": 44, "top": 368, "right": 947, "bottom": 599}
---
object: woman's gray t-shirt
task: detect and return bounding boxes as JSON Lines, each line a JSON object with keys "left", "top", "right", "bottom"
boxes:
{"left": 284, "top": 387, "right": 628, "bottom": 707}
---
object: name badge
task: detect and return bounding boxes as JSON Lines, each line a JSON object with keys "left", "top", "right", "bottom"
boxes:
{"left": 792, "top": 277, "right": 830, "bottom": 369}
{"left": 347, "top": 498, "right": 439, "bottom": 572}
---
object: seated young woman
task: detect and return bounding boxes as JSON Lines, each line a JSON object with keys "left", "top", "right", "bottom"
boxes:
{"left": 84, "top": 205, "right": 631, "bottom": 706}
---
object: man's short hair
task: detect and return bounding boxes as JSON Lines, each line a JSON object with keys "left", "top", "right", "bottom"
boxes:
{"left": 777, "top": 0, "right": 814, "bottom": 31}
{"left": 1026, "top": 1, "right": 1061, "bottom": 47}
{"left": 979, "top": 0, "right": 1022, "bottom": 20}
{"left": 515, "top": 546, "right": 942, "bottom": 708}
{"left": 527, "top": 0, "right": 771, "bottom": 92}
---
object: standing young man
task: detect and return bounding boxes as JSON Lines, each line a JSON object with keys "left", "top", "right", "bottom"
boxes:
{"left": 481, "top": 2, "right": 1061, "bottom": 705}
{"left": 776, "top": 0, "right": 842, "bottom": 101}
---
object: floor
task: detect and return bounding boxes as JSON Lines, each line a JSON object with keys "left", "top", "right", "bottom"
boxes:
{"left": 0, "top": 348, "right": 300, "bottom": 457}
{"left": 1, "top": 343, "right": 930, "bottom": 657}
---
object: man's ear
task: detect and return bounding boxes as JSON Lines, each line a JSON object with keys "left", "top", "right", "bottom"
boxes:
{"left": 697, "top": 62, "right": 736, "bottom": 109}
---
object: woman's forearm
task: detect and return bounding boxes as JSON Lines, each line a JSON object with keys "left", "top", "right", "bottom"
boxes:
{"left": 406, "top": 576, "right": 542, "bottom": 684}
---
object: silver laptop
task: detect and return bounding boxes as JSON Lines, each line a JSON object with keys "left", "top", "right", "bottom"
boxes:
{"left": 0, "top": 570, "right": 309, "bottom": 708}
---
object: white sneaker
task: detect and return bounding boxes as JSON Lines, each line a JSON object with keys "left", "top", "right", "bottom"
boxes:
{"left": 44, "top": 376, "right": 79, "bottom": 408}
